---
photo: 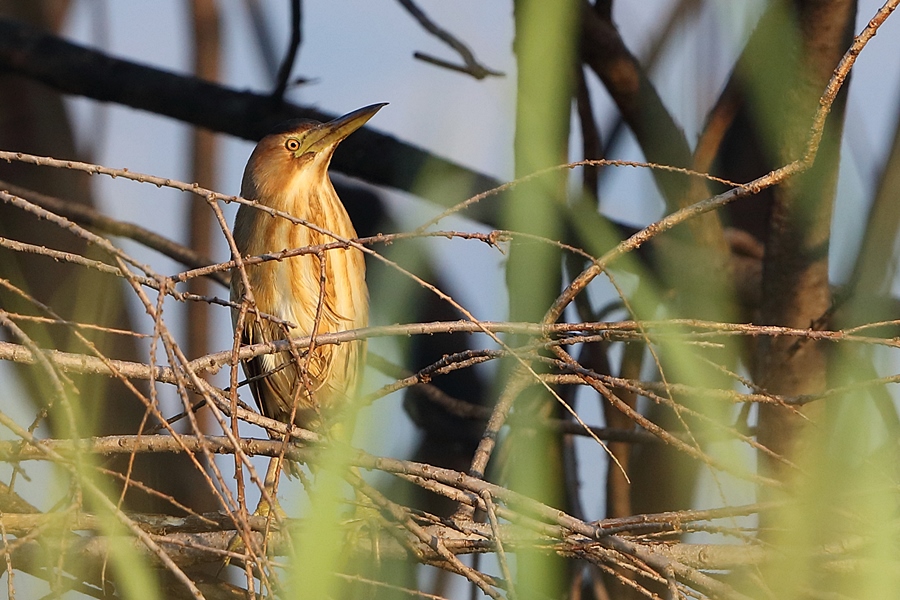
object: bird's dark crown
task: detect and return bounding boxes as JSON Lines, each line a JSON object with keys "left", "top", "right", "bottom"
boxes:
{"left": 265, "top": 119, "right": 320, "bottom": 137}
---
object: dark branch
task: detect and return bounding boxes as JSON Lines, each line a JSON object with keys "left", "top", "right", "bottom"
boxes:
{"left": 579, "top": 2, "right": 695, "bottom": 208}
{"left": 0, "top": 18, "right": 502, "bottom": 224}
{"left": 271, "top": 0, "right": 302, "bottom": 100}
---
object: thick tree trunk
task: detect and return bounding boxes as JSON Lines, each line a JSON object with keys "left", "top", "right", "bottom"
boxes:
{"left": 752, "top": 0, "right": 856, "bottom": 482}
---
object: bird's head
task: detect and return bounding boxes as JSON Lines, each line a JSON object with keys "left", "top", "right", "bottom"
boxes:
{"left": 241, "top": 103, "right": 387, "bottom": 204}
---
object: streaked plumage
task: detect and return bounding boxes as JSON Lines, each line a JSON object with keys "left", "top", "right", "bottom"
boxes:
{"left": 231, "top": 104, "right": 384, "bottom": 433}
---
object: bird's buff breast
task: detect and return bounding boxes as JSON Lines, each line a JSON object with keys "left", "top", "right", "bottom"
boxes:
{"left": 240, "top": 215, "right": 367, "bottom": 336}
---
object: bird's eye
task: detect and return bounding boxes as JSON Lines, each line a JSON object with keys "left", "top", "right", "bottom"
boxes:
{"left": 285, "top": 138, "right": 301, "bottom": 152}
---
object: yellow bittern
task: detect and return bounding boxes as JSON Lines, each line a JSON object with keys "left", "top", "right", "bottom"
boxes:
{"left": 231, "top": 104, "right": 384, "bottom": 495}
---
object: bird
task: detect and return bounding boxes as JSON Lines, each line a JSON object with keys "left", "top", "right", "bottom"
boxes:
{"left": 230, "top": 103, "right": 384, "bottom": 499}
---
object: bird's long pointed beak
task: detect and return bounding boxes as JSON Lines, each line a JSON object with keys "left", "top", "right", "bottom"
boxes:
{"left": 307, "top": 103, "right": 388, "bottom": 152}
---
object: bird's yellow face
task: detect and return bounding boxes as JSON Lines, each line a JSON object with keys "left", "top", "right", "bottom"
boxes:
{"left": 242, "top": 104, "right": 387, "bottom": 206}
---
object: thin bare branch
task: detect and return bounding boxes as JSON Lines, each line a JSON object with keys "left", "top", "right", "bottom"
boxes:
{"left": 396, "top": 0, "right": 503, "bottom": 79}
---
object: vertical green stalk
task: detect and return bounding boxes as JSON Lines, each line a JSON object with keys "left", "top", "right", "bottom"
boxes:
{"left": 506, "top": 1, "right": 577, "bottom": 598}
{"left": 287, "top": 459, "right": 347, "bottom": 599}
